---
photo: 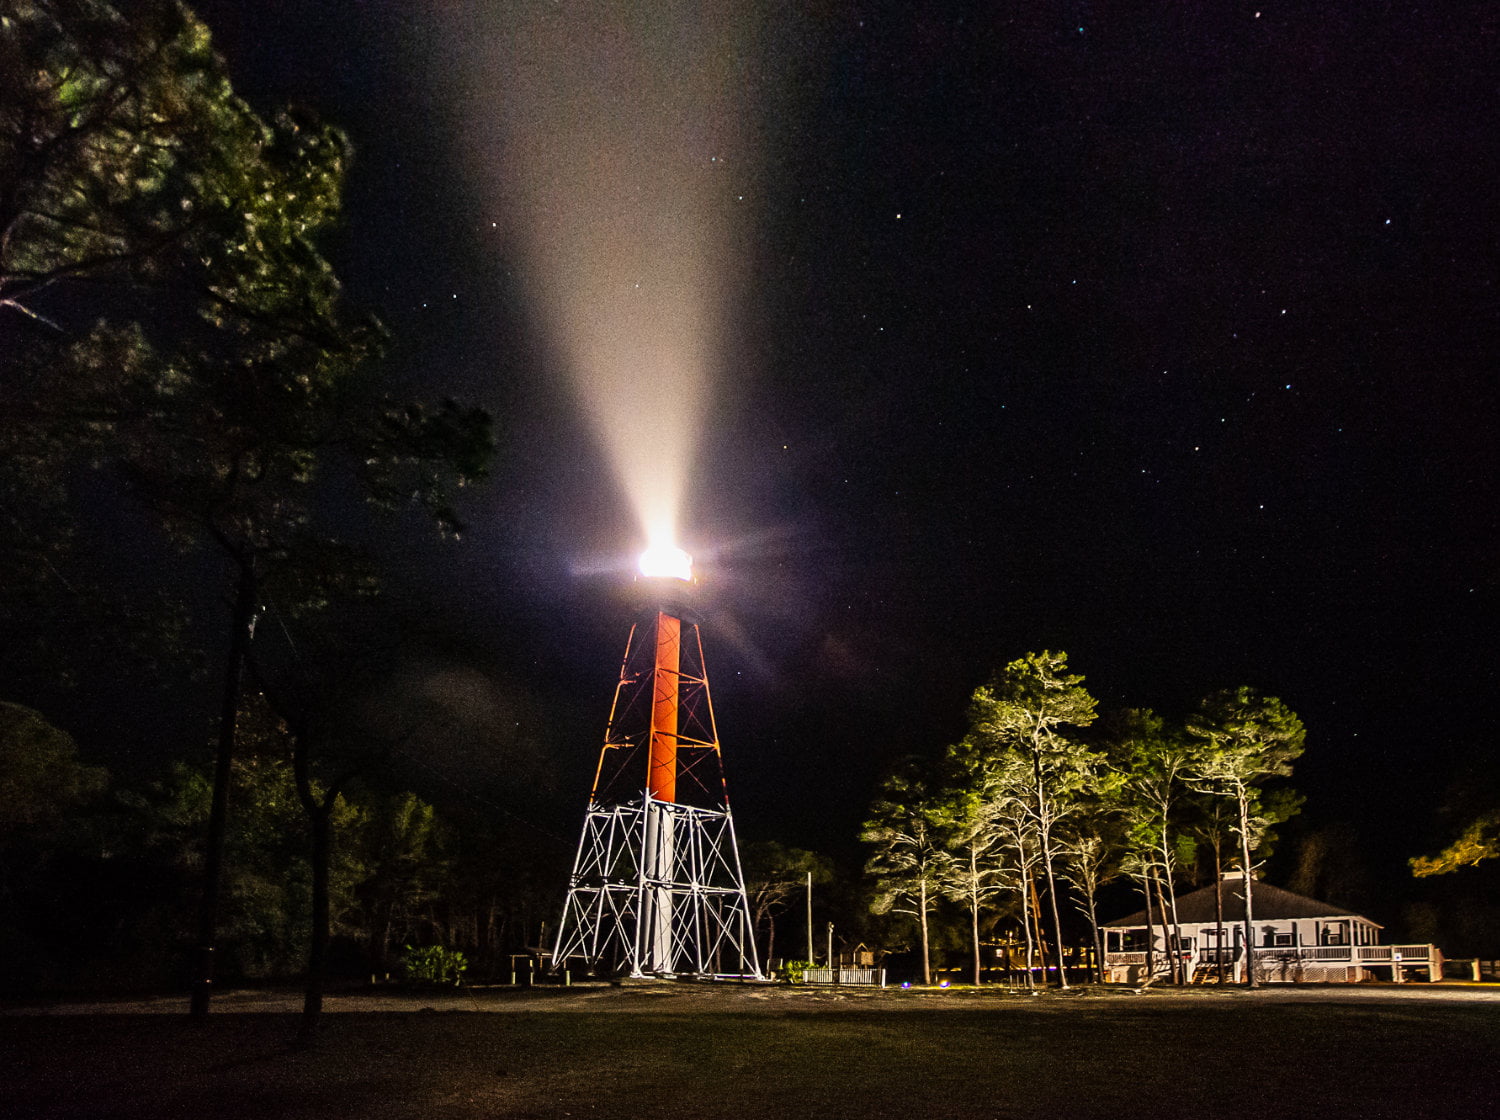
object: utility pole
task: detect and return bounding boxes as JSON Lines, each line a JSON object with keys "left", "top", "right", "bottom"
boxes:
{"left": 806, "top": 871, "right": 813, "bottom": 963}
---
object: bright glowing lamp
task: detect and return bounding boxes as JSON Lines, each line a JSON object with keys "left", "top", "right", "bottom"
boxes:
{"left": 638, "top": 545, "right": 693, "bottom": 582}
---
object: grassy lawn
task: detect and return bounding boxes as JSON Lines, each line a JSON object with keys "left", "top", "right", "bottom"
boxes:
{"left": 6, "top": 986, "right": 1498, "bottom": 1119}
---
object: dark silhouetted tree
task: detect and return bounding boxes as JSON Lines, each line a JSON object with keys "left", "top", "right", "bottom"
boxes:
{"left": 741, "top": 840, "right": 832, "bottom": 970}
{"left": 2, "top": 2, "right": 493, "bottom": 1018}
{"left": 0, "top": 702, "right": 107, "bottom": 840}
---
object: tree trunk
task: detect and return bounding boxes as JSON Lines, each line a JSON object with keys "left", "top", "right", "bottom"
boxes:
{"left": 1083, "top": 889, "right": 1103, "bottom": 984}
{"left": 1028, "top": 873, "right": 1050, "bottom": 984}
{"left": 189, "top": 559, "right": 256, "bottom": 1019}
{"left": 1151, "top": 872, "right": 1178, "bottom": 985}
{"left": 291, "top": 724, "right": 345, "bottom": 1047}
{"left": 371, "top": 901, "right": 393, "bottom": 972}
{"left": 969, "top": 897, "right": 981, "bottom": 985}
{"left": 1041, "top": 858, "right": 1069, "bottom": 988}
{"left": 918, "top": 879, "right": 931, "bottom": 985}
{"left": 969, "top": 847, "right": 982, "bottom": 985}
{"left": 1018, "top": 873, "right": 1036, "bottom": 989}
{"left": 1160, "top": 834, "right": 1186, "bottom": 986}
{"left": 298, "top": 801, "right": 332, "bottom": 1047}
{"left": 1141, "top": 876, "right": 1156, "bottom": 983}
{"left": 1032, "top": 848, "right": 1068, "bottom": 990}
{"left": 1238, "top": 790, "right": 1258, "bottom": 989}
{"left": 1032, "top": 742, "right": 1070, "bottom": 990}
{"left": 1213, "top": 845, "right": 1227, "bottom": 985}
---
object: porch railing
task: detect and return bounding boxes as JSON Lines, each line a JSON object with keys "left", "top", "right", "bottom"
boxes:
{"left": 1104, "top": 943, "right": 1442, "bottom": 977}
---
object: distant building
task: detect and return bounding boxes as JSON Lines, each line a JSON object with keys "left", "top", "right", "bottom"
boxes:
{"left": 1102, "top": 875, "right": 1442, "bottom": 984}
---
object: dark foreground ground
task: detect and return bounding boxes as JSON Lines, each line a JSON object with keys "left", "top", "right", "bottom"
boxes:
{"left": 5, "top": 984, "right": 1499, "bottom": 1119}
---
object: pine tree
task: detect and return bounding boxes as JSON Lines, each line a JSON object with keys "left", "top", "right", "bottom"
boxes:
{"left": 862, "top": 762, "right": 945, "bottom": 985}
{"left": 1, "top": 3, "right": 493, "bottom": 1018}
{"left": 1114, "top": 709, "right": 1198, "bottom": 984}
{"left": 1186, "top": 687, "right": 1305, "bottom": 988}
{"left": 933, "top": 740, "right": 1013, "bottom": 984}
{"left": 967, "top": 651, "right": 1100, "bottom": 988}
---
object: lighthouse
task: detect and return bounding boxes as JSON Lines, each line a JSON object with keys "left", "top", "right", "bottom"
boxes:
{"left": 551, "top": 547, "right": 762, "bottom": 979}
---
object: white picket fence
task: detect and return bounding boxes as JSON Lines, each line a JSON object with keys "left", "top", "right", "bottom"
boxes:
{"left": 802, "top": 967, "right": 886, "bottom": 986}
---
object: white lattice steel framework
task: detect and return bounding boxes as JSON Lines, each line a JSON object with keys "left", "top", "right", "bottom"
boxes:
{"left": 552, "top": 600, "right": 762, "bottom": 979}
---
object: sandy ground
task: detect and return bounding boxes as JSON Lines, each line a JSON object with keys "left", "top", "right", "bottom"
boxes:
{"left": 7, "top": 977, "right": 1499, "bottom": 1015}
{"left": 6, "top": 984, "right": 1500, "bottom": 1119}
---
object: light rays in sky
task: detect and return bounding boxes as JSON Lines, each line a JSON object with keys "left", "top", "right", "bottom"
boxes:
{"left": 448, "top": 1, "right": 764, "bottom": 559}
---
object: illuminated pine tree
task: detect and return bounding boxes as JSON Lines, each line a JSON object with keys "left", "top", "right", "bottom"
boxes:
{"left": 1113, "top": 708, "right": 1199, "bottom": 984}
{"left": 862, "top": 762, "right": 945, "bottom": 985}
{"left": 967, "top": 651, "right": 1100, "bottom": 989}
{"left": 1186, "top": 687, "right": 1305, "bottom": 989}
{"left": 934, "top": 739, "right": 1014, "bottom": 985}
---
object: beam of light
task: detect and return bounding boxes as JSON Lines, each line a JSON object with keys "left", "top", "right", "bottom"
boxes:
{"left": 445, "top": 3, "right": 767, "bottom": 556}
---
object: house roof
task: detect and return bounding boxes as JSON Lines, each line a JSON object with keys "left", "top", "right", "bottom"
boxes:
{"left": 1103, "top": 879, "right": 1377, "bottom": 928}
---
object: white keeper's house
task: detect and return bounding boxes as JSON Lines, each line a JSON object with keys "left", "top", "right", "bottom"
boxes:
{"left": 1102, "top": 874, "right": 1443, "bottom": 984}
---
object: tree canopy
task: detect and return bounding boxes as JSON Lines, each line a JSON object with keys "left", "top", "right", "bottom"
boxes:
{"left": 3, "top": 0, "right": 341, "bottom": 331}
{"left": 0, "top": 701, "right": 106, "bottom": 836}
{"left": 857, "top": 657, "right": 1315, "bottom": 987}
{"left": 861, "top": 762, "right": 946, "bottom": 984}
{"left": 1411, "top": 815, "right": 1500, "bottom": 878}
{"left": 3, "top": 0, "right": 495, "bottom": 1018}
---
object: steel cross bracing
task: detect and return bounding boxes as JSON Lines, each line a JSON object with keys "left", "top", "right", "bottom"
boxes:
{"left": 552, "top": 796, "right": 762, "bottom": 978}
{"left": 590, "top": 619, "right": 727, "bottom": 810}
{"left": 552, "top": 610, "right": 762, "bottom": 980}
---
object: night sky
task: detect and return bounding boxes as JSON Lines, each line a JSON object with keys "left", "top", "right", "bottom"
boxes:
{"left": 166, "top": 3, "right": 1493, "bottom": 885}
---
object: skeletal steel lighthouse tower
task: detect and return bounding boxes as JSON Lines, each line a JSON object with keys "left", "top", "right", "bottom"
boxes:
{"left": 551, "top": 550, "right": 762, "bottom": 979}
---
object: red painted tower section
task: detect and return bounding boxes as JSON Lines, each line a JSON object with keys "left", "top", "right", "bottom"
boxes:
{"left": 648, "top": 612, "right": 680, "bottom": 804}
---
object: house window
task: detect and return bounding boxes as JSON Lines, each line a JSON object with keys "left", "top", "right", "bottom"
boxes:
{"left": 1273, "top": 933, "right": 1293, "bottom": 947}
{"left": 1321, "top": 923, "right": 1348, "bottom": 946}
{"left": 1119, "top": 930, "right": 1150, "bottom": 953}
{"left": 1172, "top": 934, "right": 1195, "bottom": 952}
